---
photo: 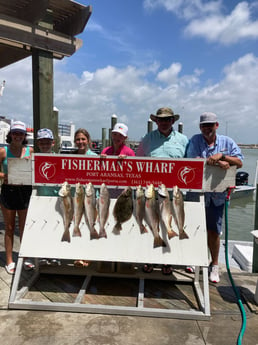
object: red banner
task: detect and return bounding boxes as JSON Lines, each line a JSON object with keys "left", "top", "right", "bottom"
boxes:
{"left": 33, "top": 154, "right": 204, "bottom": 189}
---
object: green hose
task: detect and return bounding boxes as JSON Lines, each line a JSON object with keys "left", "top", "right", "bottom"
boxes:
{"left": 224, "top": 188, "right": 247, "bottom": 344}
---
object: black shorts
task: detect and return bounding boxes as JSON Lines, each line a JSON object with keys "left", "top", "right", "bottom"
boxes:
{"left": 0, "top": 184, "right": 32, "bottom": 210}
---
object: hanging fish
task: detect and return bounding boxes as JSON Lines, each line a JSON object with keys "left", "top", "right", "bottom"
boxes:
{"left": 84, "top": 183, "right": 99, "bottom": 239}
{"left": 145, "top": 184, "right": 166, "bottom": 248}
{"left": 59, "top": 181, "right": 73, "bottom": 243}
{"left": 73, "top": 182, "right": 85, "bottom": 237}
{"left": 158, "top": 184, "right": 178, "bottom": 240}
{"left": 113, "top": 186, "right": 133, "bottom": 233}
{"left": 135, "top": 185, "right": 148, "bottom": 234}
{"left": 97, "top": 183, "right": 110, "bottom": 238}
{"left": 172, "top": 185, "right": 189, "bottom": 240}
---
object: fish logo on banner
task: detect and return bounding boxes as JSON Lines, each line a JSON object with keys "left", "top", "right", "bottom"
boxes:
{"left": 39, "top": 162, "right": 56, "bottom": 180}
{"left": 178, "top": 166, "right": 196, "bottom": 185}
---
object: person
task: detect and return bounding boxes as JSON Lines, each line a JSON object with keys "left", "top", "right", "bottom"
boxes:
{"left": 136, "top": 107, "right": 188, "bottom": 275}
{"left": 101, "top": 123, "right": 135, "bottom": 157}
{"left": 186, "top": 112, "right": 243, "bottom": 283}
{"left": 0, "top": 121, "right": 34, "bottom": 274}
{"left": 36, "top": 128, "right": 61, "bottom": 266}
{"left": 73, "top": 128, "right": 98, "bottom": 268}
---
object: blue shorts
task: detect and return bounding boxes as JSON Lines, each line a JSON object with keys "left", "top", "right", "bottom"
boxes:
{"left": 205, "top": 201, "right": 224, "bottom": 235}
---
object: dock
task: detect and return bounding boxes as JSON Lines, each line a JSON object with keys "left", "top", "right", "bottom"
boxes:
{"left": 0, "top": 219, "right": 258, "bottom": 345}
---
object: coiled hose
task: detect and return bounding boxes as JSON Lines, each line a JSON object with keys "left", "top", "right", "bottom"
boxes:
{"left": 224, "top": 188, "right": 247, "bottom": 344}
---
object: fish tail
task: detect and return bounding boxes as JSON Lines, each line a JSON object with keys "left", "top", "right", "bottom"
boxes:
{"left": 112, "top": 222, "right": 122, "bottom": 234}
{"left": 179, "top": 230, "right": 189, "bottom": 240}
{"left": 72, "top": 226, "right": 82, "bottom": 237}
{"left": 90, "top": 228, "right": 99, "bottom": 240}
{"left": 153, "top": 235, "right": 166, "bottom": 248}
{"left": 167, "top": 229, "right": 178, "bottom": 239}
{"left": 61, "top": 230, "right": 71, "bottom": 243}
{"left": 140, "top": 224, "right": 148, "bottom": 234}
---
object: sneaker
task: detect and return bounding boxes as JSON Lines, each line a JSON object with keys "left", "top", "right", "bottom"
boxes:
{"left": 185, "top": 266, "right": 195, "bottom": 273}
{"left": 209, "top": 265, "right": 220, "bottom": 283}
{"left": 39, "top": 258, "right": 50, "bottom": 266}
{"left": 23, "top": 259, "right": 35, "bottom": 271}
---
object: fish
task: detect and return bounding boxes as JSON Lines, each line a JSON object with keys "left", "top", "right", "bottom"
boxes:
{"left": 113, "top": 186, "right": 133, "bottom": 233}
{"left": 172, "top": 185, "right": 189, "bottom": 240}
{"left": 84, "top": 183, "right": 99, "bottom": 239}
{"left": 59, "top": 181, "right": 73, "bottom": 242}
{"left": 73, "top": 182, "right": 85, "bottom": 237}
{"left": 144, "top": 184, "right": 166, "bottom": 248}
{"left": 135, "top": 185, "right": 148, "bottom": 234}
{"left": 97, "top": 183, "right": 110, "bottom": 238}
{"left": 158, "top": 184, "right": 178, "bottom": 240}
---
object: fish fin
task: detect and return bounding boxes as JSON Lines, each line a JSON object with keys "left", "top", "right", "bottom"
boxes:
{"left": 112, "top": 223, "right": 122, "bottom": 234}
{"left": 153, "top": 236, "right": 166, "bottom": 248}
{"left": 140, "top": 225, "right": 148, "bottom": 234}
{"left": 99, "top": 229, "right": 107, "bottom": 238}
{"left": 90, "top": 228, "right": 99, "bottom": 240}
{"left": 167, "top": 229, "right": 178, "bottom": 239}
{"left": 72, "top": 226, "right": 82, "bottom": 237}
{"left": 61, "top": 230, "right": 71, "bottom": 243}
{"left": 179, "top": 230, "right": 189, "bottom": 240}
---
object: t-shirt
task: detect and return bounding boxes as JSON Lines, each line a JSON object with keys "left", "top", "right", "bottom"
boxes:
{"left": 101, "top": 144, "right": 135, "bottom": 156}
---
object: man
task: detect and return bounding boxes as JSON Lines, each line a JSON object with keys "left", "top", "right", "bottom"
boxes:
{"left": 136, "top": 107, "right": 188, "bottom": 158}
{"left": 186, "top": 112, "right": 243, "bottom": 283}
{"left": 136, "top": 107, "right": 188, "bottom": 275}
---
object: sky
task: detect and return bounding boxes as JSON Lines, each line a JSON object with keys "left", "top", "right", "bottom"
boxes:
{"left": 0, "top": 0, "right": 258, "bottom": 144}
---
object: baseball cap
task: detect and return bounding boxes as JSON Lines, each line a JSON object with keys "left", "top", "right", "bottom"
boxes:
{"left": 112, "top": 123, "right": 128, "bottom": 137}
{"left": 37, "top": 128, "right": 54, "bottom": 140}
{"left": 10, "top": 121, "right": 26, "bottom": 133}
{"left": 199, "top": 112, "right": 218, "bottom": 124}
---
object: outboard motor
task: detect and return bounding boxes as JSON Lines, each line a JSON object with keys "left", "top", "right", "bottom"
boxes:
{"left": 236, "top": 171, "right": 249, "bottom": 186}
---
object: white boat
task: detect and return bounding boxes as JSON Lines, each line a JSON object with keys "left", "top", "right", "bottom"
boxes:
{"left": 231, "top": 184, "right": 256, "bottom": 199}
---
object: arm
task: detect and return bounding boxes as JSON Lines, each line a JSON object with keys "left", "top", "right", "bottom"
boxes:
{"left": 0, "top": 147, "right": 7, "bottom": 183}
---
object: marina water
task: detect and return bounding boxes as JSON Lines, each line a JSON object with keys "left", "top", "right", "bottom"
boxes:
{"left": 221, "top": 148, "right": 258, "bottom": 242}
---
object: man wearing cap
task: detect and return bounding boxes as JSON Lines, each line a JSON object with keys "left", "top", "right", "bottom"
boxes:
{"left": 186, "top": 112, "right": 243, "bottom": 283}
{"left": 136, "top": 107, "right": 188, "bottom": 157}
{"left": 101, "top": 123, "right": 135, "bottom": 157}
{"left": 136, "top": 107, "right": 188, "bottom": 275}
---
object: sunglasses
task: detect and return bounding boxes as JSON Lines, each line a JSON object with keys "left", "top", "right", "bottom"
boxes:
{"left": 157, "top": 117, "right": 173, "bottom": 122}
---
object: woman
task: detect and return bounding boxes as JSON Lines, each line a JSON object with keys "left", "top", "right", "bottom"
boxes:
{"left": 101, "top": 123, "right": 135, "bottom": 157}
{"left": 73, "top": 128, "right": 97, "bottom": 267}
{"left": 0, "top": 121, "right": 34, "bottom": 274}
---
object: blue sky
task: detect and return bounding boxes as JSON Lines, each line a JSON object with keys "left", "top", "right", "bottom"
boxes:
{"left": 1, "top": 0, "right": 258, "bottom": 144}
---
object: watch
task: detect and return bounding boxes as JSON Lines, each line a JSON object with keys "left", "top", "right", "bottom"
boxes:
{"left": 221, "top": 153, "right": 226, "bottom": 160}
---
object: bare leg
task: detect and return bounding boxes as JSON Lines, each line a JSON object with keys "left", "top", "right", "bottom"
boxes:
{"left": 17, "top": 209, "right": 29, "bottom": 240}
{"left": 1, "top": 204, "right": 16, "bottom": 266}
{"left": 207, "top": 229, "right": 220, "bottom": 265}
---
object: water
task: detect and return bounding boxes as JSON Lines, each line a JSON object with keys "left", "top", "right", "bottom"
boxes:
{"left": 221, "top": 148, "right": 258, "bottom": 242}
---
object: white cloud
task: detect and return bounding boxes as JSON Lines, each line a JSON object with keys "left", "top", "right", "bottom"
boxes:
{"left": 0, "top": 53, "right": 258, "bottom": 143}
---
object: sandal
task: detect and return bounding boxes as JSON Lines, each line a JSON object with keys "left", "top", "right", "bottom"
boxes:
{"left": 23, "top": 260, "right": 35, "bottom": 271}
{"left": 74, "top": 260, "right": 90, "bottom": 268}
{"left": 162, "top": 265, "right": 173, "bottom": 275}
{"left": 5, "top": 262, "right": 16, "bottom": 275}
{"left": 142, "top": 264, "right": 153, "bottom": 273}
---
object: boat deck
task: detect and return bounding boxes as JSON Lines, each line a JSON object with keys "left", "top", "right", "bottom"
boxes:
{"left": 1, "top": 219, "right": 258, "bottom": 344}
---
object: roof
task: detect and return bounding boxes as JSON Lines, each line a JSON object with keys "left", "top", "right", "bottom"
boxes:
{"left": 0, "top": 0, "right": 92, "bottom": 68}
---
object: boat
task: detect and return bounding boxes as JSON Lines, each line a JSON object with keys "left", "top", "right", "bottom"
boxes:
{"left": 231, "top": 171, "right": 256, "bottom": 199}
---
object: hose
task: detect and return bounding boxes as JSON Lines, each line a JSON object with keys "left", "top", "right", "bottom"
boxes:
{"left": 224, "top": 187, "right": 247, "bottom": 344}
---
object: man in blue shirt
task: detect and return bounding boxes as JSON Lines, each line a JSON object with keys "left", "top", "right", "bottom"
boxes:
{"left": 136, "top": 107, "right": 188, "bottom": 275}
{"left": 187, "top": 112, "right": 243, "bottom": 283}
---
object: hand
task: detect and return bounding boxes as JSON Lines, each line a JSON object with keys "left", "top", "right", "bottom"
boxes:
{"left": 100, "top": 153, "right": 107, "bottom": 158}
{"left": 118, "top": 154, "right": 127, "bottom": 159}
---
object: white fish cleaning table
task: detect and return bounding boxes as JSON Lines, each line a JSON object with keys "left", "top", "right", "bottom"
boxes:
{"left": 8, "top": 154, "right": 236, "bottom": 319}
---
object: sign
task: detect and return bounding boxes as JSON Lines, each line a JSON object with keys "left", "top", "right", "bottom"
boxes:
{"left": 32, "top": 154, "right": 204, "bottom": 189}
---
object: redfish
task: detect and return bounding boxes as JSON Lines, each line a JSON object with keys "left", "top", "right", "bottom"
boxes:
{"left": 84, "top": 183, "right": 99, "bottom": 239}
{"left": 73, "top": 182, "right": 84, "bottom": 237}
{"left": 97, "top": 183, "right": 110, "bottom": 238}
{"left": 59, "top": 181, "right": 73, "bottom": 243}
{"left": 158, "top": 184, "right": 178, "bottom": 240}
{"left": 135, "top": 185, "right": 148, "bottom": 234}
{"left": 172, "top": 185, "right": 189, "bottom": 240}
{"left": 145, "top": 184, "right": 166, "bottom": 248}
